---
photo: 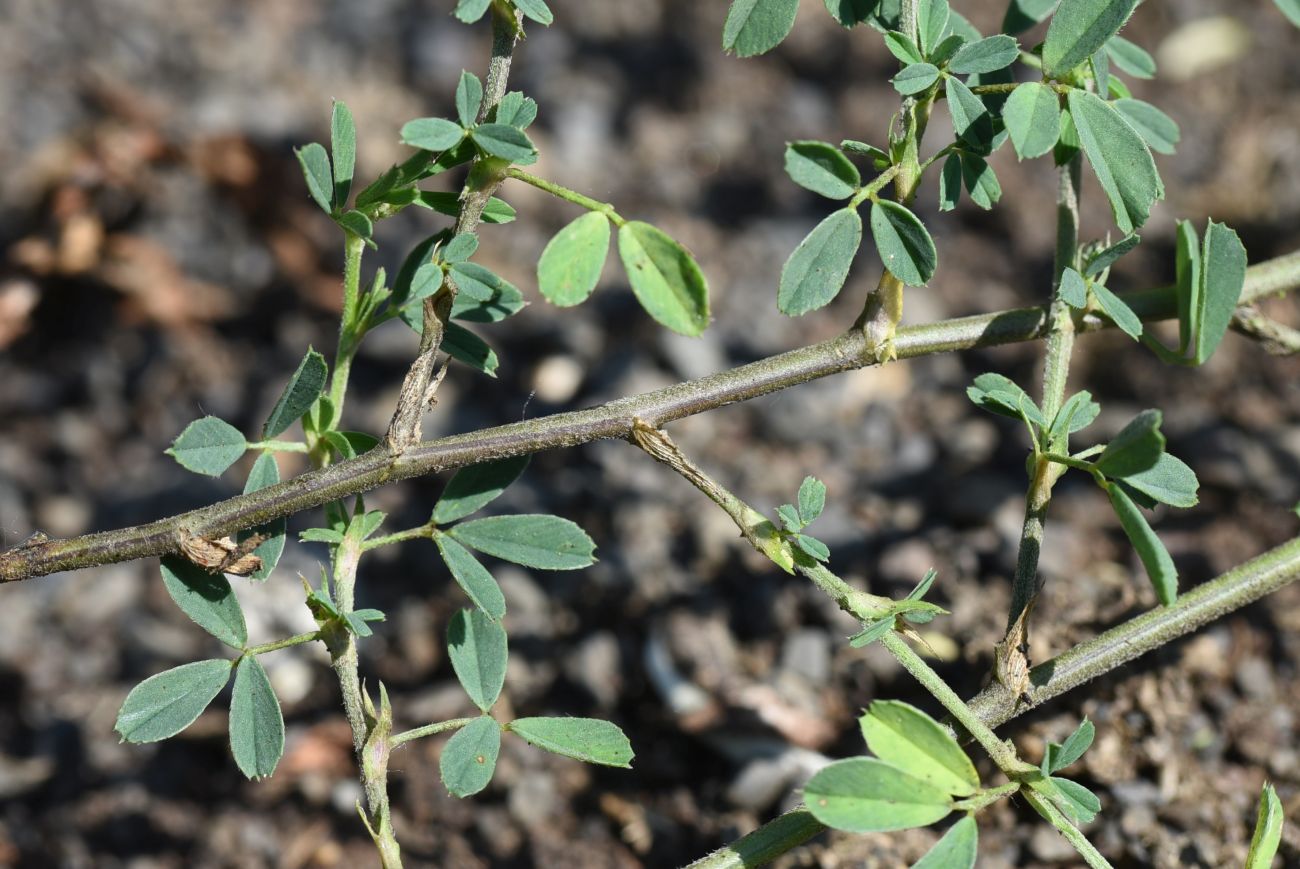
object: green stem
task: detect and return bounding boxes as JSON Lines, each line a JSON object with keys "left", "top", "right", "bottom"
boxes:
{"left": 953, "top": 781, "right": 1020, "bottom": 812}
{"left": 247, "top": 440, "right": 311, "bottom": 453}
{"left": 363, "top": 524, "right": 435, "bottom": 551}
{"left": 1022, "top": 790, "right": 1114, "bottom": 868}
{"left": 390, "top": 717, "right": 476, "bottom": 748}
{"left": 330, "top": 231, "right": 368, "bottom": 423}
{"left": 505, "top": 168, "right": 625, "bottom": 225}
{"left": 684, "top": 811, "right": 825, "bottom": 869}
{"left": 848, "top": 164, "right": 901, "bottom": 209}
{"left": 245, "top": 631, "right": 320, "bottom": 657}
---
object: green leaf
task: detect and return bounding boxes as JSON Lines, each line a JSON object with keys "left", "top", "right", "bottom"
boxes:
{"left": 1120, "top": 453, "right": 1199, "bottom": 508}
{"left": 418, "top": 191, "right": 516, "bottom": 224}
{"left": 1090, "top": 281, "right": 1143, "bottom": 339}
{"left": 946, "top": 9, "right": 982, "bottom": 41}
{"left": 777, "top": 504, "right": 803, "bottom": 531}
{"left": 407, "top": 262, "right": 445, "bottom": 307}
{"left": 448, "top": 608, "right": 508, "bottom": 712}
{"left": 1096, "top": 409, "right": 1164, "bottom": 478}
{"left": 938, "top": 154, "right": 962, "bottom": 212}
{"left": 440, "top": 715, "right": 501, "bottom": 797}
{"left": 471, "top": 124, "right": 538, "bottom": 163}
{"left": 263, "top": 347, "right": 328, "bottom": 438}
{"left": 840, "top": 139, "right": 890, "bottom": 167}
{"left": 1246, "top": 783, "right": 1284, "bottom": 869}
{"left": 239, "top": 453, "right": 285, "bottom": 581}
{"left": 1090, "top": 46, "right": 1109, "bottom": 101}
{"left": 1068, "top": 89, "right": 1162, "bottom": 233}
{"left": 912, "top": 814, "right": 978, "bottom": 869}
{"left": 884, "top": 31, "right": 924, "bottom": 65}
{"left": 448, "top": 262, "right": 517, "bottom": 302}
{"left": 161, "top": 555, "right": 249, "bottom": 649}
{"left": 1003, "top": 0, "right": 1058, "bottom": 34}
{"left": 1049, "top": 390, "right": 1100, "bottom": 444}
{"left": 1048, "top": 718, "right": 1095, "bottom": 773}
{"left": 1107, "top": 482, "right": 1177, "bottom": 605}
{"left": 336, "top": 210, "right": 373, "bottom": 240}
{"left": 1084, "top": 233, "right": 1140, "bottom": 278}
{"left": 849, "top": 617, "right": 896, "bottom": 648}
{"left": 1195, "top": 220, "right": 1247, "bottom": 364}
{"left": 907, "top": 569, "right": 938, "bottom": 602}
{"left": 892, "top": 62, "right": 941, "bottom": 95}
{"left": 916, "top": 0, "right": 950, "bottom": 55}
{"left": 722, "top": 0, "right": 800, "bottom": 57}
{"left": 436, "top": 535, "right": 507, "bottom": 620}
{"left": 330, "top": 102, "right": 356, "bottom": 208}
{"left": 323, "top": 430, "right": 381, "bottom": 460}
{"left": 870, "top": 200, "right": 937, "bottom": 287}
{"left": 392, "top": 232, "right": 445, "bottom": 308}
{"left": 441, "top": 233, "right": 479, "bottom": 263}
{"left": 861, "top": 701, "right": 979, "bottom": 797}
{"left": 1105, "top": 34, "right": 1155, "bottom": 77}
{"left": 538, "top": 212, "right": 611, "bottom": 306}
{"left": 434, "top": 456, "right": 531, "bottom": 524}
{"left": 442, "top": 323, "right": 499, "bottom": 376}
{"left": 797, "top": 477, "right": 827, "bottom": 523}
{"left": 299, "top": 528, "right": 345, "bottom": 544}
{"left": 966, "top": 372, "right": 1047, "bottom": 427}
{"left": 959, "top": 154, "right": 1000, "bottom": 210}
{"left": 229, "top": 656, "right": 285, "bottom": 779}
{"left": 823, "top": 0, "right": 876, "bottom": 27}
{"left": 948, "top": 35, "right": 1019, "bottom": 74}
{"left": 945, "top": 77, "right": 994, "bottom": 150}
{"left": 1059, "top": 266, "right": 1088, "bottom": 307}
{"left": 1049, "top": 776, "right": 1101, "bottom": 823}
{"left": 400, "top": 117, "right": 466, "bottom": 152}
{"left": 449, "top": 514, "right": 597, "bottom": 570}
{"left": 454, "top": 0, "right": 491, "bottom": 23}
{"left": 512, "top": 0, "right": 554, "bottom": 25}
{"left": 115, "top": 659, "right": 232, "bottom": 743}
{"left": 1175, "top": 220, "right": 1201, "bottom": 353}
{"left": 450, "top": 281, "right": 526, "bottom": 323}
{"left": 1113, "top": 98, "right": 1179, "bottom": 155}
{"left": 616, "top": 221, "right": 711, "bottom": 336}
{"left": 794, "top": 534, "right": 830, "bottom": 561}
{"left": 507, "top": 717, "right": 634, "bottom": 768}
{"left": 1041, "top": 0, "right": 1137, "bottom": 77}
{"left": 494, "top": 91, "right": 538, "bottom": 129}
{"left": 295, "top": 143, "right": 333, "bottom": 213}
{"left": 803, "top": 757, "right": 952, "bottom": 832}
{"left": 456, "top": 70, "right": 484, "bottom": 127}
{"left": 785, "top": 141, "right": 861, "bottom": 199}
{"left": 167, "top": 416, "right": 247, "bottom": 476}
{"left": 777, "top": 208, "right": 863, "bottom": 315}
{"left": 1002, "top": 82, "right": 1061, "bottom": 161}
{"left": 928, "top": 34, "right": 967, "bottom": 67}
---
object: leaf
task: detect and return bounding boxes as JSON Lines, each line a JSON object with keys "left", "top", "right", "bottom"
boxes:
{"left": 938, "top": 154, "right": 962, "bottom": 212}
{"left": 960, "top": 154, "right": 1001, "bottom": 210}
{"left": 1090, "top": 46, "right": 1109, "bottom": 101}
{"left": 1120, "top": 453, "right": 1199, "bottom": 508}
{"left": 916, "top": 0, "right": 950, "bottom": 55}
{"left": 229, "top": 656, "right": 285, "bottom": 779}
{"left": 1096, "top": 409, "right": 1164, "bottom": 478}
{"left": 456, "top": 70, "right": 483, "bottom": 126}
{"left": 803, "top": 757, "right": 952, "bottom": 833}
{"left": 1175, "top": 220, "right": 1201, "bottom": 353}
{"left": 1084, "top": 233, "right": 1140, "bottom": 278}
{"left": 441, "top": 233, "right": 479, "bottom": 263}
{"left": 1048, "top": 390, "right": 1100, "bottom": 444}
{"left": 323, "top": 430, "right": 381, "bottom": 460}
{"left": 794, "top": 534, "right": 830, "bottom": 561}
{"left": 299, "top": 528, "right": 344, "bottom": 544}
{"left": 1090, "top": 281, "right": 1143, "bottom": 339}
{"left": 1049, "top": 776, "right": 1101, "bottom": 823}
{"left": 436, "top": 535, "right": 507, "bottom": 620}
{"left": 616, "top": 221, "right": 711, "bottom": 336}
{"left": 823, "top": 0, "right": 876, "bottom": 27}
{"left": 454, "top": 0, "right": 491, "bottom": 23}
{"left": 434, "top": 456, "right": 531, "bottom": 524}
{"left": 722, "top": 0, "right": 800, "bottom": 57}
{"left": 1002, "top": 82, "right": 1061, "bottom": 160}
{"left": 1068, "top": 89, "right": 1162, "bottom": 234}
{"left": 1107, "top": 482, "right": 1177, "bottom": 605}
{"left": 1049, "top": 718, "right": 1095, "bottom": 773}
{"left": 841, "top": 139, "right": 890, "bottom": 167}
{"left": 295, "top": 143, "right": 333, "bottom": 213}
{"left": 928, "top": 33, "right": 967, "bottom": 67}
{"left": 948, "top": 34, "right": 1020, "bottom": 74}
{"left": 471, "top": 123, "right": 538, "bottom": 164}
{"left": 912, "top": 814, "right": 978, "bottom": 869}
{"left": 884, "top": 31, "right": 923, "bottom": 65}
{"left": 538, "top": 212, "right": 611, "bottom": 306}
{"left": 1041, "top": 0, "right": 1137, "bottom": 77}
{"left": 1059, "top": 266, "right": 1088, "bottom": 307}
{"left": 1113, "top": 98, "right": 1179, "bottom": 155}
{"left": 870, "top": 200, "right": 937, "bottom": 287}
{"left": 448, "top": 608, "right": 508, "bottom": 712}
{"left": 115, "top": 659, "right": 232, "bottom": 743}
{"left": 907, "top": 569, "right": 938, "bottom": 601}
{"left": 1003, "top": 0, "right": 1058, "bottom": 34}
{"left": 798, "top": 477, "right": 827, "bottom": 523}
{"left": 945, "top": 77, "right": 994, "bottom": 150}
{"left": 494, "top": 91, "right": 538, "bottom": 129}
{"left": 1246, "top": 783, "right": 1284, "bottom": 869}
{"left": 450, "top": 281, "right": 526, "bottom": 323}
{"left": 507, "top": 717, "right": 634, "bottom": 768}
{"left": 400, "top": 117, "right": 466, "bottom": 152}
{"left": 1195, "top": 220, "right": 1247, "bottom": 364}
{"left": 861, "top": 701, "right": 979, "bottom": 796}
{"left": 161, "top": 555, "right": 248, "bottom": 648}
{"left": 263, "top": 348, "right": 328, "bottom": 438}
{"left": 418, "top": 191, "right": 516, "bottom": 224}
{"left": 392, "top": 232, "right": 445, "bottom": 308}
{"left": 337, "top": 210, "right": 373, "bottom": 240}
{"left": 777, "top": 208, "right": 863, "bottom": 315}
{"left": 442, "top": 323, "right": 499, "bottom": 376}
{"left": 449, "top": 514, "right": 597, "bottom": 570}
{"left": 966, "top": 373, "right": 1047, "bottom": 427}
{"left": 892, "top": 63, "right": 941, "bottom": 96}
{"left": 330, "top": 102, "right": 356, "bottom": 207}
{"left": 512, "top": 0, "right": 554, "bottom": 25}
{"left": 448, "top": 262, "right": 517, "bottom": 303}
{"left": 440, "top": 716, "right": 501, "bottom": 797}
{"left": 1105, "top": 34, "right": 1155, "bottom": 77}
{"left": 784, "top": 141, "right": 861, "bottom": 199}
{"left": 239, "top": 453, "right": 285, "bottom": 581}
{"left": 167, "top": 416, "right": 247, "bottom": 476}
{"left": 849, "top": 617, "right": 896, "bottom": 648}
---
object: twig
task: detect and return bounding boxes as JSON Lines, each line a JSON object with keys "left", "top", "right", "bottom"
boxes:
{"left": 1230, "top": 305, "right": 1300, "bottom": 355}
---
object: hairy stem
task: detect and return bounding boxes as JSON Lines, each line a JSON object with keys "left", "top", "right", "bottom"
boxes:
{"left": 1022, "top": 790, "right": 1114, "bottom": 869}
{"left": 391, "top": 717, "right": 476, "bottom": 748}
{"left": 505, "top": 168, "right": 624, "bottom": 224}
{"left": 4, "top": 251, "right": 1298, "bottom": 583}
{"left": 244, "top": 630, "right": 320, "bottom": 657}
{"left": 330, "top": 230, "right": 367, "bottom": 422}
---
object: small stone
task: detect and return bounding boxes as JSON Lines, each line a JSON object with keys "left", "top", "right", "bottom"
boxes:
{"left": 779, "top": 629, "right": 831, "bottom": 687}
{"left": 532, "top": 355, "right": 585, "bottom": 404}
{"left": 565, "top": 631, "right": 622, "bottom": 708}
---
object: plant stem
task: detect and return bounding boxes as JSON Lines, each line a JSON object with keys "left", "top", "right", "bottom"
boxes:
{"left": 1022, "top": 790, "right": 1114, "bottom": 869}
{"left": 246, "top": 440, "right": 311, "bottom": 453}
{"left": 245, "top": 631, "right": 320, "bottom": 657}
{"left": 363, "top": 524, "right": 435, "bottom": 551}
{"left": 684, "top": 810, "right": 825, "bottom": 869}
{"left": 390, "top": 717, "right": 475, "bottom": 748}
{"left": 953, "top": 781, "right": 1021, "bottom": 812}
{"left": 330, "top": 231, "right": 367, "bottom": 423}
{"left": 4, "top": 250, "right": 1298, "bottom": 583}
{"left": 505, "top": 168, "right": 624, "bottom": 224}
{"left": 847, "top": 163, "right": 901, "bottom": 209}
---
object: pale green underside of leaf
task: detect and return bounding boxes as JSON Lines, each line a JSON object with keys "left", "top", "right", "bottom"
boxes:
{"left": 1246, "top": 782, "right": 1284, "bottom": 869}
{"left": 538, "top": 212, "right": 611, "bottom": 306}
{"left": 803, "top": 757, "right": 952, "bottom": 832}
{"left": 616, "top": 221, "right": 711, "bottom": 336}
{"left": 912, "top": 814, "right": 978, "bottom": 869}
{"left": 1003, "top": 82, "right": 1061, "bottom": 160}
{"left": 167, "top": 416, "right": 247, "bottom": 477}
{"left": 870, "top": 199, "right": 937, "bottom": 287}
{"left": 448, "top": 514, "right": 597, "bottom": 570}
{"left": 860, "top": 700, "right": 979, "bottom": 796}
{"left": 508, "top": 717, "right": 634, "bottom": 767}
{"left": 778, "top": 208, "right": 863, "bottom": 315}
{"left": 1107, "top": 483, "right": 1177, "bottom": 605}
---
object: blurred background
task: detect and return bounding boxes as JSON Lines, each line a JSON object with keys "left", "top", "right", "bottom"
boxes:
{"left": 1, "top": 0, "right": 1298, "bottom": 866}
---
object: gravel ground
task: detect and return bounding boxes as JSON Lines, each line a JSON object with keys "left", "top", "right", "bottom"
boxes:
{"left": 1, "top": 1, "right": 1299, "bottom": 867}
